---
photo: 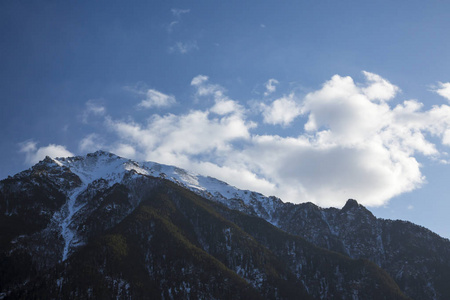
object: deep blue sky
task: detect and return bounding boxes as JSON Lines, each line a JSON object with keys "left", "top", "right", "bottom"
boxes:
{"left": 2, "top": 1, "right": 450, "bottom": 238}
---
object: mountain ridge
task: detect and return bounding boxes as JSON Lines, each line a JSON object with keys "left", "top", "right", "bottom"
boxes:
{"left": 1, "top": 150, "right": 449, "bottom": 299}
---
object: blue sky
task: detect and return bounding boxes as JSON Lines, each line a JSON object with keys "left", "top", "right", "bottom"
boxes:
{"left": 2, "top": 1, "right": 450, "bottom": 238}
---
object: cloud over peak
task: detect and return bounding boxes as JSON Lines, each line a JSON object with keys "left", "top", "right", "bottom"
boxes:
{"left": 19, "top": 141, "right": 74, "bottom": 165}
{"left": 26, "top": 72, "right": 450, "bottom": 208}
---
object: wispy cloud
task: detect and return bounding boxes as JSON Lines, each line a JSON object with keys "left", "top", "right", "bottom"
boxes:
{"left": 167, "top": 21, "right": 179, "bottom": 33}
{"left": 168, "top": 41, "right": 198, "bottom": 54}
{"left": 171, "top": 8, "right": 190, "bottom": 17}
{"left": 166, "top": 8, "right": 197, "bottom": 53}
{"left": 82, "top": 100, "right": 106, "bottom": 124}
{"left": 125, "top": 84, "right": 176, "bottom": 108}
{"left": 167, "top": 8, "right": 190, "bottom": 33}
{"left": 264, "top": 78, "right": 279, "bottom": 96}
{"left": 191, "top": 75, "right": 243, "bottom": 115}
{"left": 138, "top": 89, "right": 176, "bottom": 108}
{"left": 111, "top": 143, "right": 136, "bottom": 159}
{"left": 79, "top": 133, "right": 104, "bottom": 153}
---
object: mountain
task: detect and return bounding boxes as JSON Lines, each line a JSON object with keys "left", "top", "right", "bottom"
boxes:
{"left": 0, "top": 151, "right": 447, "bottom": 299}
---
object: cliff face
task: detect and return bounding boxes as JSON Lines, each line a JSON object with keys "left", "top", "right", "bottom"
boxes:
{"left": 271, "top": 200, "right": 450, "bottom": 300}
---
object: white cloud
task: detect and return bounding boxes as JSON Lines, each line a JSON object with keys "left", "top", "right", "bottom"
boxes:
{"left": 79, "top": 133, "right": 104, "bottom": 153}
{"left": 111, "top": 144, "right": 136, "bottom": 159}
{"left": 191, "top": 75, "right": 224, "bottom": 97}
{"left": 301, "top": 74, "right": 392, "bottom": 142}
{"left": 82, "top": 100, "right": 105, "bottom": 124}
{"left": 191, "top": 75, "right": 209, "bottom": 87}
{"left": 241, "top": 134, "right": 424, "bottom": 207}
{"left": 211, "top": 99, "right": 242, "bottom": 115}
{"left": 19, "top": 141, "right": 74, "bottom": 165}
{"left": 169, "top": 41, "right": 198, "bottom": 54}
{"left": 191, "top": 75, "right": 243, "bottom": 115}
{"left": 107, "top": 109, "right": 254, "bottom": 164}
{"left": 125, "top": 85, "right": 176, "bottom": 109}
{"left": 261, "top": 93, "right": 301, "bottom": 126}
{"left": 433, "top": 82, "right": 450, "bottom": 101}
{"left": 138, "top": 89, "right": 176, "bottom": 108}
{"left": 192, "top": 161, "right": 277, "bottom": 197}
{"left": 443, "top": 129, "right": 450, "bottom": 146}
{"left": 361, "top": 71, "right": 400, "bottom": 101}
{"left": 171, "top": 8, "right": 190, "bottom": 17}
{"left": 79, "top": 73, "right": 450, "bottom": 208}
{"left": 264, "top": 78, "right": 279, "bottom": 96}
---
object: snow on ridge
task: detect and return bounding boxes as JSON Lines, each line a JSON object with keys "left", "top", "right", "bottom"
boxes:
{"left": 52, "top": 151, "right": 274, "bottom": 203}
{"left": 123, "top": 162, "right": 149, "bottom": 176}
{"left": 53, "top": 151, "right": 247, "bottom": 199}
{"left": 35, "top": 151, "right": 284, "bottom": 260}
{"left": 50, "top": 157, "right": 64, "bottom": 167}
{"left": 53, "top": 152, "right": 131, "bottom": 186}
{"left": 51, "top": 151, "right": 281, "bottom": 222}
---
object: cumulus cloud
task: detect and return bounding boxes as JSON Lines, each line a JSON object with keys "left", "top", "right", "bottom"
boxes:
{"left": 19, "top": 141, "right": 74, "bottom": 165}
{"left": 125, "top": 85, "right": 176, "bottom": 109}
{"left": 301, "top": 74, "right": 391, "bottom": 141}
{"left": 106, "top": 109, "right": 254, "bottom": 164}
{"left": 191, "top": 75, "right": 243, "bottom": 115}
{"left": 261, "top": 93, "right": 301, "bottom": 126}
{"left": 361, "top": 71, "right": 400, "bottom": 101}
{"left": 264, "top": 78, "right": 279, "bottom": 96}
{"left": 433, "top": 82, "right": 450, "bottom": 101}
{"left": 138, "top": 89, "right": 176, "bottom": 108}
{"left": 76, "top": 72, "right": 450, "bottom": 208}
{"left": 241, "top": 134, "right": 424, "bottom": 207}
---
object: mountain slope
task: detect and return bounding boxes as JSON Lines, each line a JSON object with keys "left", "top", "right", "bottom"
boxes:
{"left": 0, "top": 151, "right": 409, "bottom": 299}
{"left": 272, "top": 199, "right": 450, "bottom": 300}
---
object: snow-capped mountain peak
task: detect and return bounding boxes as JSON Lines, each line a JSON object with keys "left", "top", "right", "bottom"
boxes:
{"left": 45, "top": 151, "right": 282, "bottom": 223}
{"left": 2, "top": 150, "right": 450, "bottom": 300}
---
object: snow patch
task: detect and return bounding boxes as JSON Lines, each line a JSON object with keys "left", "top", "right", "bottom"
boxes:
{"left": 60, "top": 184, "right": 87, "bottom": 261}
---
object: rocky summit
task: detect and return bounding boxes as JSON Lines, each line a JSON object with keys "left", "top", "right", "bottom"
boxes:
{"left": 1, "top": 151, "right": 449, "bottom": 299}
